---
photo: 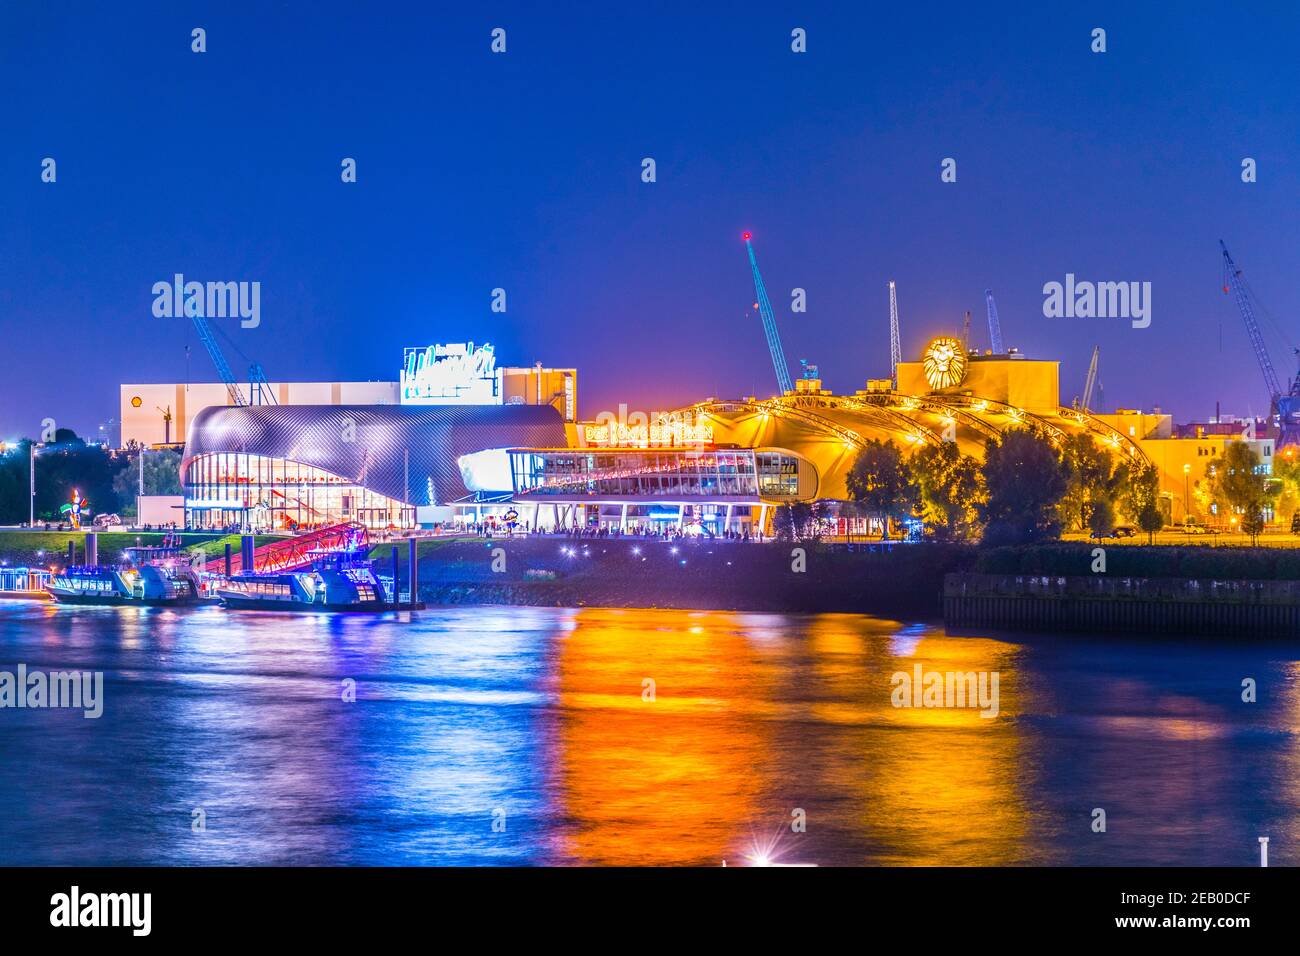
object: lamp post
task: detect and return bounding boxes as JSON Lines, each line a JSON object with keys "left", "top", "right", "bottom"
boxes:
{"left": 29, "top": 442, "right": 39, "bottom": 527}
{"left": 1183, "top": 462, "right": 1191, "bottom": 524}
{"left": 137, "top": 446, "right": 145, "bottom": 529}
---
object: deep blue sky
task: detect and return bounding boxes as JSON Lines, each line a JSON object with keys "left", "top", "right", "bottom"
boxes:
{"left": 2, "top": 2, "right": 1298, "bottom": 438}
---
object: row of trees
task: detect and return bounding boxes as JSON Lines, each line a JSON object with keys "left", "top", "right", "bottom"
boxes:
{"left": 0, "top": 433, "right": 181, "bottom": 525}
{"left": 835, "top": 427, "right": 1167, "bottom": 545}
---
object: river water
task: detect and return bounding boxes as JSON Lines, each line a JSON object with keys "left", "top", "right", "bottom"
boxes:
{"left": 0, "top": 599, "right": 1296, "bottom": 866}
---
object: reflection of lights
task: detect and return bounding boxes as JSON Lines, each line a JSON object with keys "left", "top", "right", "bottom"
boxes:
{"left": 740, "top": 828, "right": 817, "bottom": 867}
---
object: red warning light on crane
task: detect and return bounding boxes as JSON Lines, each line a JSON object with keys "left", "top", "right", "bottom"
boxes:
{"left": 742, "top": 231, "right": 752, "bottom": 241}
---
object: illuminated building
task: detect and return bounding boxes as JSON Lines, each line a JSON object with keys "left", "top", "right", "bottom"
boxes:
{"left": 493, "top": 343, "right": 1151, "bottom": 535}
{"left": 123, "top": 342, "right": 576, "bottom": 447}
{"left": 181, "top": 403, "right": 565, "bottom": 531}
{"left": 506, "top": 447, "right": 817, "bottom": 534}
{"left": 1095, "top": 409, "right": 1274, "bottom": 524}
{"left": 174, "top": 336, "right": 1273, "bottom": 534}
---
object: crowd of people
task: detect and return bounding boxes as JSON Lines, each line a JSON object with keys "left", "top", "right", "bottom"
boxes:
{"left": 461, "top": 522, "right": 765, "bottom": 543}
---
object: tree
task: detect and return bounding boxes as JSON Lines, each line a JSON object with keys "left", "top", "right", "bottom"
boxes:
{"left": 111, "top": 448, "right": 184, "bottom": 515}
{"left": 1207, "top": 442, "right": 1275, "bottom": 541}
{"left": 845, "top": 439, "right": 919, "bottom": 539}
{"left": 1059, "top": 432, "right": 1117, "bottom": 532}
{"left": 1087, "top": 495, "right": 1115, "bottom": 536}
{"left": 1122, "top": 463, "right": 1165, "bottom": 544}
{"left": 978, "top": 427, "right": 1069, "bottom": 545}
{"left": 908, "top": 441, "right": 985, "bottom": 541}
{"left": 10, "top": 431, "right": 130, "bottom": 524}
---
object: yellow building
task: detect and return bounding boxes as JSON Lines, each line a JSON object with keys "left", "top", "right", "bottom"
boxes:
{"left": 1095, "top": 409, "right": 1275, "bottom": 525}
{"left": 662, "top": 342, "right": 1146, "bottom": 503}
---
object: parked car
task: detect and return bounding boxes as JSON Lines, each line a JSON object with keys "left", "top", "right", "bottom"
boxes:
{"left": 1112, "top": 526, "right": 1137, "bottom": 538}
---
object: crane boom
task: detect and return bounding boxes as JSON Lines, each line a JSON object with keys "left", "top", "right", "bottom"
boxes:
{"left": 888, "top": 281, "right": 901, "bottom": 386}
{"left": 744, "top": 234, "right": 794, "bottom": 395}
{"left": 249, "top": 363, "right": 277, "bottom": 406}
{"left": 186, "top": 299, "right": 246, "bottom": 406}
{"left": 1081, "top": 346, "right": 1099, "bottom": 411}
{"left": 1220, "top": 239, "right": 1300, "bottom": 448}
{"left": 984, "top": 289, "right": 1005, "bottom": 354}
{"left": 1220, "top": 239, "right": 1283, "bottom": 401}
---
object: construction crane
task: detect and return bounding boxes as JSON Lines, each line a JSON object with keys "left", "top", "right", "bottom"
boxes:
{"left": 185, "top": 298, "right": 276, "bottom": 406}
{"left": 186, "top": 298, "right": 246, "bottom": 406}
{"left": 1080, "top": 346, "right": 1099, "bottom": 412}
{"left": 888, "top": 281, "right": 902, "bottom": 387}
{"left": 249, "top": 363, "right": 277, "bottom": 406}
{"left": 156, "top": 405, "right": 174, "bottom": 444}
{"left": 984, "top": 290, "right": 1005, "bottom": 354}
{"left": 1220, "top": 239, "right": 1300, "bottom": 447}
{"left": 743, "top": 232, "right": 794, "bottom": 395}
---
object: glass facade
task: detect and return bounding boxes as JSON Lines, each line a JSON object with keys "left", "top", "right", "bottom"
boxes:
{"left": 184, "top": 454, "right": 414, "bottom": 531}
{"left": 509, "top": 449, "right": 805, "bottom": 499}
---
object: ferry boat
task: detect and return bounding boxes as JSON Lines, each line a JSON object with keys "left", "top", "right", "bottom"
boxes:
{"left": 46, "top": 543, "right": 204, "bottom": 607}
{"left": 215, "top": 545, "right": 402, "bottom": 612}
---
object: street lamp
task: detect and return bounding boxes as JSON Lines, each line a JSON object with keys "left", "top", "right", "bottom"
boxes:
{"left": 1183, "top": 463, "right": 1191, "bottom": 524}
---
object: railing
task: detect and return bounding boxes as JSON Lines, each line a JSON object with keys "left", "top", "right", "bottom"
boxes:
{"left": 225, "top": 522, "right": 369, "bottom": 575}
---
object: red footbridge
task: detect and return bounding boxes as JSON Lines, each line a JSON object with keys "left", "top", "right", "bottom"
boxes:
{"left": 223, "top": 522, "right": 369, "bottom": 575}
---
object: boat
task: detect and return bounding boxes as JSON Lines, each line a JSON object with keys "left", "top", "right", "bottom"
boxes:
{"left": 46, "top": 543, "right": 205, "bottom": 606}
{"left": 215, "top": 545, "right": 406, "bottom": 612}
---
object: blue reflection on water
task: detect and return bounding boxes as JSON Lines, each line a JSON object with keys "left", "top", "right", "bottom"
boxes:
{"left": 1, "top": 599, "right": 1298, "bottom": 866}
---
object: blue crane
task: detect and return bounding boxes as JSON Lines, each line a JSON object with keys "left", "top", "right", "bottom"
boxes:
{"left": 1220, "top": 239, "right": 1300, "bottom": 447}
{"left": 743, "top": 232, "right": 794, "bottom": 395}
{"left": 186, "top": 297, "right": 246, "bottom": 406}
{"left": 185, "top": 297, "right": 277, "bottom": 406}
{"left": 984, "top": 289, "right": 1005, "bottom": 354}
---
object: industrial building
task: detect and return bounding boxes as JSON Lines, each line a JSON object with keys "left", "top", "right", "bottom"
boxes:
{"left": 122, "top": 342, "right": 577, "bottom": 447}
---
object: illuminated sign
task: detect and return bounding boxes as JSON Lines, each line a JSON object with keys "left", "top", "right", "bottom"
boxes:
{"left": 922, "top": 337, "right": 968, "bottom": 390}
{"left": 586, "top": 416, "right": 714, "bottom": 448}
{"left": 401, "top": 342, "right": 498, "bottom": 405}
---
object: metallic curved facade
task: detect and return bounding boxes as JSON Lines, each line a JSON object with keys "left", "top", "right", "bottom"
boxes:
{"left": 183, "top": 403, "right": 568, "bottom": 507}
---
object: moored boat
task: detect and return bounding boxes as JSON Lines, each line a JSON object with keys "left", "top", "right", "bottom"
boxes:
{"left": 46, "top": 544, "right": 204, "bottom": 606}
{"left": 216, "top": 545, "right": 405, "bottom": 612}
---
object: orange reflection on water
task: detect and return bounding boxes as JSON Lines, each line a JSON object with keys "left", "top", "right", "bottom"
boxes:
{"left": 551, "top": 608, "right": 778, "bottom": 865}
{"left": 551, "top": 609, "right": 1032, "bottom": 865}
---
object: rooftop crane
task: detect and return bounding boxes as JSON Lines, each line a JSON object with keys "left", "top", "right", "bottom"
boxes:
{"left": 186, "top": 297, "right": 246, "bottom": 406}
{"left": 888, "top": 281, "right": 902, "bottom": 386}
{"left": 1081, "top": 346, "right": 1099, "bottom": 412}
{"left": 1220, "top": 239, "right": 1300, "bottom": 447}
{"left": 743, "top": 232, "right": 794, "bottom": 395}
{"left": 984, "top": 290, "right": 1005, "bottom": 354}
{"left": 185, "top": 297, "right": 276, "bottom": 407}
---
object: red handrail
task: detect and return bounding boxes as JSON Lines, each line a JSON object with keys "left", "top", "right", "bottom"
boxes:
{"left": 225, "top": 522, "right": 369, "bottom": 574}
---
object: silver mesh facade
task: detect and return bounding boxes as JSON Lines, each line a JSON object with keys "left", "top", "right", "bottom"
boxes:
{"left": 182, "top": 404, "right": 567, "bottom": 529}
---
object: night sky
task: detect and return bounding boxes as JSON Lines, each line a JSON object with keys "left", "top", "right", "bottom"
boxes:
{"left": 2, "top": 2, "right": 1298, "bottom": 439}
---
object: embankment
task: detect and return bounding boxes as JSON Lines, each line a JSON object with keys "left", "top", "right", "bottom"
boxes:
{"left": 372, "top": 538, "right": 968, "bottom": 617}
